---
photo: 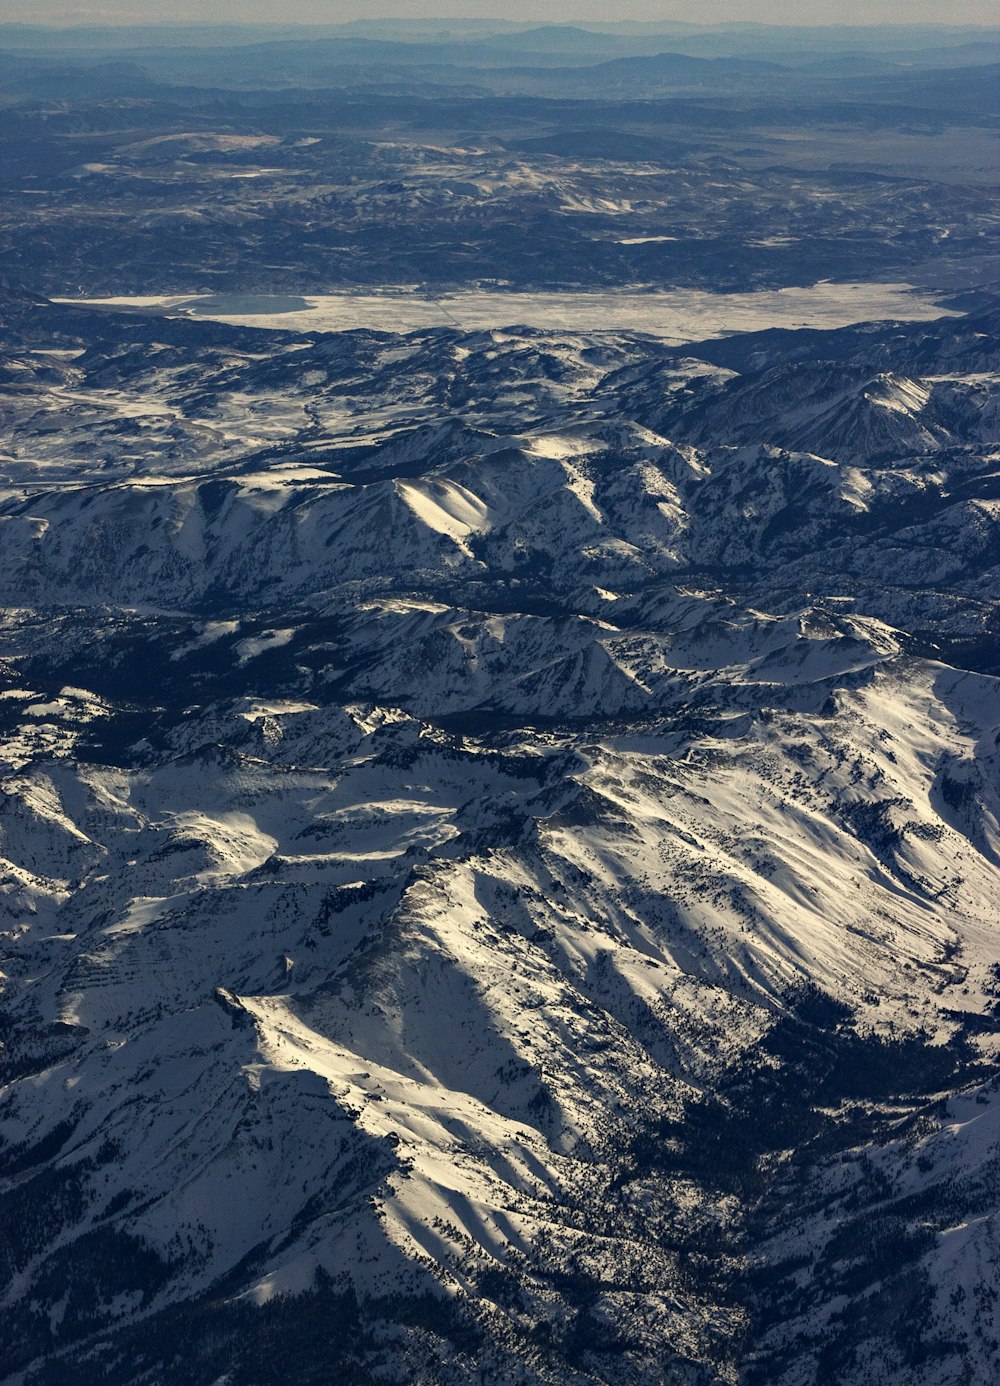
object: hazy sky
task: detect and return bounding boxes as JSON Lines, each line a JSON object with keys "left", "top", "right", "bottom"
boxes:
{"left": 2, "top": 1, "right": 998, "bottom": 27}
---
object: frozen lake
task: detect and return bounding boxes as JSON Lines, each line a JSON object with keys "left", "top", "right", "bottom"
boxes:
{"left": 56, "top": 282, "right": 958, "bottom": 341}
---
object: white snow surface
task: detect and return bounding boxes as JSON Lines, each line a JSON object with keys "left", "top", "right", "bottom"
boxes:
{"left": 1, "top": 312, "right": 998, "bottom": 1385}
{"left": 55, "top": 281, "right": 957, "bottom": 339}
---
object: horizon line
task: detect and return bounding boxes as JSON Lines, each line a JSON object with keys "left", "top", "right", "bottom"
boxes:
{"left": 3, "top": 17, "right": 999, "bottom": 32}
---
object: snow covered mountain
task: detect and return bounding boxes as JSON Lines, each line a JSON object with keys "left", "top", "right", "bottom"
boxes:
{"left": 0, "top": 292, "right": 998, "bottom": 1385}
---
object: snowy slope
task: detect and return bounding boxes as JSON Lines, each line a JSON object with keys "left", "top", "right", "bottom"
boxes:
{"left": 0, "top": 296, "right": 998, "bottom": 1385}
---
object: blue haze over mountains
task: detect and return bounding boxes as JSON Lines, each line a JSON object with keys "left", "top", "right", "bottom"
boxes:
{"left": 0, "top": 16, "right": 999, "bottom": 1386}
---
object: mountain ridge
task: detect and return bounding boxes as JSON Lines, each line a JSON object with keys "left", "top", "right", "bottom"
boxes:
{"left": 1, "top": 293, "right": 998, "bottom": 1383}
